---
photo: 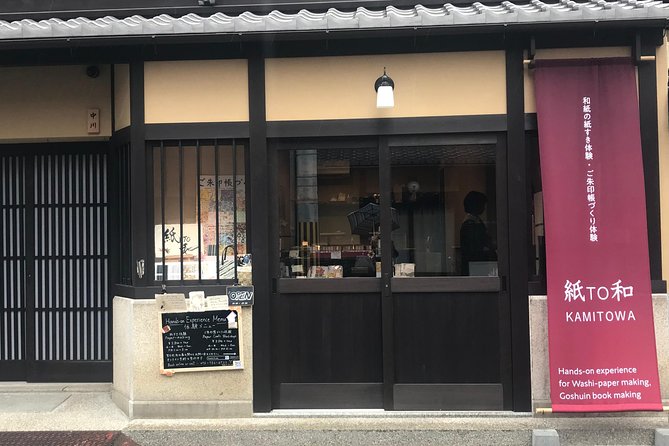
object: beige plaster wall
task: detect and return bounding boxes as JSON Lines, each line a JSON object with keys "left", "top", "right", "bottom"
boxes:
{"left": 0, "top": 65, "right": 112, "bottom": 141}
{"left": 144, "top": 60, "right": 249, "bottom": 124}
{"left": 112, "top": 296, "right": 253, "bottom": 419}
{"left": 658, "top": 39, "right": 669, "bottom": 283}
{"left": 265, "top": 52, "right": 506, "bottom": 121}
{"left": 524, "top": 47, "right": 632, "bottom": 113}
{"left": 530, "top": 294, "right": 669, "bottom": 411}
{"left": 114, "top": 64, "right": 131, "bottom": 131}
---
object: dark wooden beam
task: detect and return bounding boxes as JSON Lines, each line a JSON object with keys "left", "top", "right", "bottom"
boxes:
{"left": 505, "top": 37, "right": 532, "bottom": 412}
{"left": 129, "top": 61, "right": 148, "bottom": 287}
{"left": 145, "top": 122, "right": 249, "bottom": 140}
{"left": 494, "top": 132, "right": 514, "bottom": 411}
{"left": 378, "top": 135, "right": 395, "bottom": 410}
{"left": 267, "top": 115, "right": 510, "bottom": 138}
{"left": 638, "top": 31, "right": 665, "bottom": 291}
{"left": 248, "top": 46, "right": 272, "bottom": 413}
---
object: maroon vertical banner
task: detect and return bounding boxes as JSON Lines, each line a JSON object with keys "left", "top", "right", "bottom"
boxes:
{"left": 535, "top": 59, "right": 662, "bottom": 412}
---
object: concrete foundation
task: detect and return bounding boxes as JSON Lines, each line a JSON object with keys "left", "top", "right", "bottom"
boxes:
{"left": 532, "top": 429, "right": 559, "bottom": 446}
{"left": 112, "top": 297, "right": 253, "bottom": 419}
{"left": 656, "top": 428, "right": 669, "bottom": 446}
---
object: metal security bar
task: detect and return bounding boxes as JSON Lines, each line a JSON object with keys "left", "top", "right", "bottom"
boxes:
{"left": 152, "top": 139, "right": 246, "bottom": 284}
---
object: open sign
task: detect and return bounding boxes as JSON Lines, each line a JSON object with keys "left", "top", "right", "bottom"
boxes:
{"left": 226, "top": 286, "right": 254, "bottom": 306}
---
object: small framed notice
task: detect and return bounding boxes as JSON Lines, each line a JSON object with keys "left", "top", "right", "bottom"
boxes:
{"left": 226, "top": 285, "right": 254, "bottom": 306}
{"left": 87, "top": 108, "right": 100, "bottom": 134}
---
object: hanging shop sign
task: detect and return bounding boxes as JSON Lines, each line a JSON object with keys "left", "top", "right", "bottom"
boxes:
{"left": 226, "top": 286, "right": 254, "bottom": 306}
{"left": 534, "top": 58, "right": 661, "bottom": 412}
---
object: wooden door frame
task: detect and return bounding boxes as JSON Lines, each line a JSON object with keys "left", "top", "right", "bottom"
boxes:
{"left": 266, "top": 132, "right": 514, "bottom": 410}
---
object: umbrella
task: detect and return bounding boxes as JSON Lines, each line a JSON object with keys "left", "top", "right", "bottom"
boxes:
{"left": 347, "top": 202, "right": 400, "bottom": 236}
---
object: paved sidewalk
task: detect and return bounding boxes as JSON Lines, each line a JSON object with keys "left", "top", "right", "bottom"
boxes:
{"left": 0, "top": 383, "right": 132, "bottom": 445}
{"left": 125, "top": 413, "right": 669, "bottom": 446}
{"left": 0, "top": 431, "right": 138, "bottom": 446}
{"left": 0, "top": 383, "right": 127, "bottom": 432}
{"left": 0, "top": 383, "right": 668, "bottom": 445}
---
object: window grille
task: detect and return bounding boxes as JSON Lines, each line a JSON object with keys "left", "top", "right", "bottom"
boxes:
{"left": 151, "top": 139, "right": 246, "bottom": 284}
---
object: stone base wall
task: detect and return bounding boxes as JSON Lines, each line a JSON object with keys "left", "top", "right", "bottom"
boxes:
{"left": 112, "top": 296, "right": 253, "bottom": 419}
{"left": 530, "top": 294, "right": 669, "bottom": 412}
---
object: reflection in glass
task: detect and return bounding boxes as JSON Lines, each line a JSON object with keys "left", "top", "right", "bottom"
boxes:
{"left": 278, "top": 148, "right": 380, "bottom": 278}
{"left": 390, "top": 145, "right": 497, "bottom": 277}
{"left": 460, "top": 191, "right": 497, "bottom": 275}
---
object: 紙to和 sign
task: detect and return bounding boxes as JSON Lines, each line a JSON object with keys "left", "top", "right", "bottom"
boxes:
{"left": 534, "top": 59, "right": 661, "bottom": 412}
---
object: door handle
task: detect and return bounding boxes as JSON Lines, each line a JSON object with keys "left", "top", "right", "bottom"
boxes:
{"left": 382, "top": 273, "right": 391, "bottom": 298}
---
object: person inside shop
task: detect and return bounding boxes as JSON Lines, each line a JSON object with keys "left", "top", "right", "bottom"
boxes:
{"left": 460, "top": 191, "right": 497, "bottom": 275}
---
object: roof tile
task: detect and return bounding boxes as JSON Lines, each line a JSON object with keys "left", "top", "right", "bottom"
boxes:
{"left": 0, "top": 1, "right": 667, "bottom": 40}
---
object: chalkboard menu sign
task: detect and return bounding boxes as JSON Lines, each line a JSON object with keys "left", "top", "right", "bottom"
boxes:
{"left": 159, "top": 309, "right": 243, "bottom": 373}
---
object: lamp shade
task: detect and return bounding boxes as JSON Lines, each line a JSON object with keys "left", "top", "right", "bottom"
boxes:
{"left": 374, "top": 68, "right": 395, "bottom": 109}
{"left": 376, "top": 85, "right": 394, "bottom": 108}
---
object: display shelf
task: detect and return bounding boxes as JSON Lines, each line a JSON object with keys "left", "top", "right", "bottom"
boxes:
{"left": 281, "top": 245, "right": 376, "bottom": 278}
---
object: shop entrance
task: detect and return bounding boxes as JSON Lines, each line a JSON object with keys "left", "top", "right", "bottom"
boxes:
{"left": 0, "top": 145, "right": 112, "bottom": 382}
{"left": 270, "top": 134, "right": 512, "bottom": 410}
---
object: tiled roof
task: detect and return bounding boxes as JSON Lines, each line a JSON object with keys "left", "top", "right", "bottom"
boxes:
{"left": 0, "top": 1, "right": 668, "bottom": 40}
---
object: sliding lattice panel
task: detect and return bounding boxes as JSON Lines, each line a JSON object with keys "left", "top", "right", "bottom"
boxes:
{"left": 33, "top": 154, "right": 110, "bottom": 363}
{"left": 0, "top": 156, "right": 26, "bottom": 364}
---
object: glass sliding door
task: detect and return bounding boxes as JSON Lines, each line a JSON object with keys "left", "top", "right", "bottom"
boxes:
{"left": 270, "top": 134, "right": 512, "bottom": 411}
{"left": 386, "top": 135, "right": 509, "bottom": 410}
{"left": 277, "top": 147, "right": 381, "bottom": 279}
{"left": 389, "top": 143, "right": 498, "bottom": 277}
{"left": 272, "top": 141, "right": 385, "bottom": 409}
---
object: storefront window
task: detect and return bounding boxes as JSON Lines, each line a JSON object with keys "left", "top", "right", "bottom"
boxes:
{"left": 152, "top": 140, "right": 247, "bottom": 283}
{"left": 390, "top": 144, "right": 497, "bottom": 277}
{"left": 278, "top": 147, "right": 380, "bottom": 278}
